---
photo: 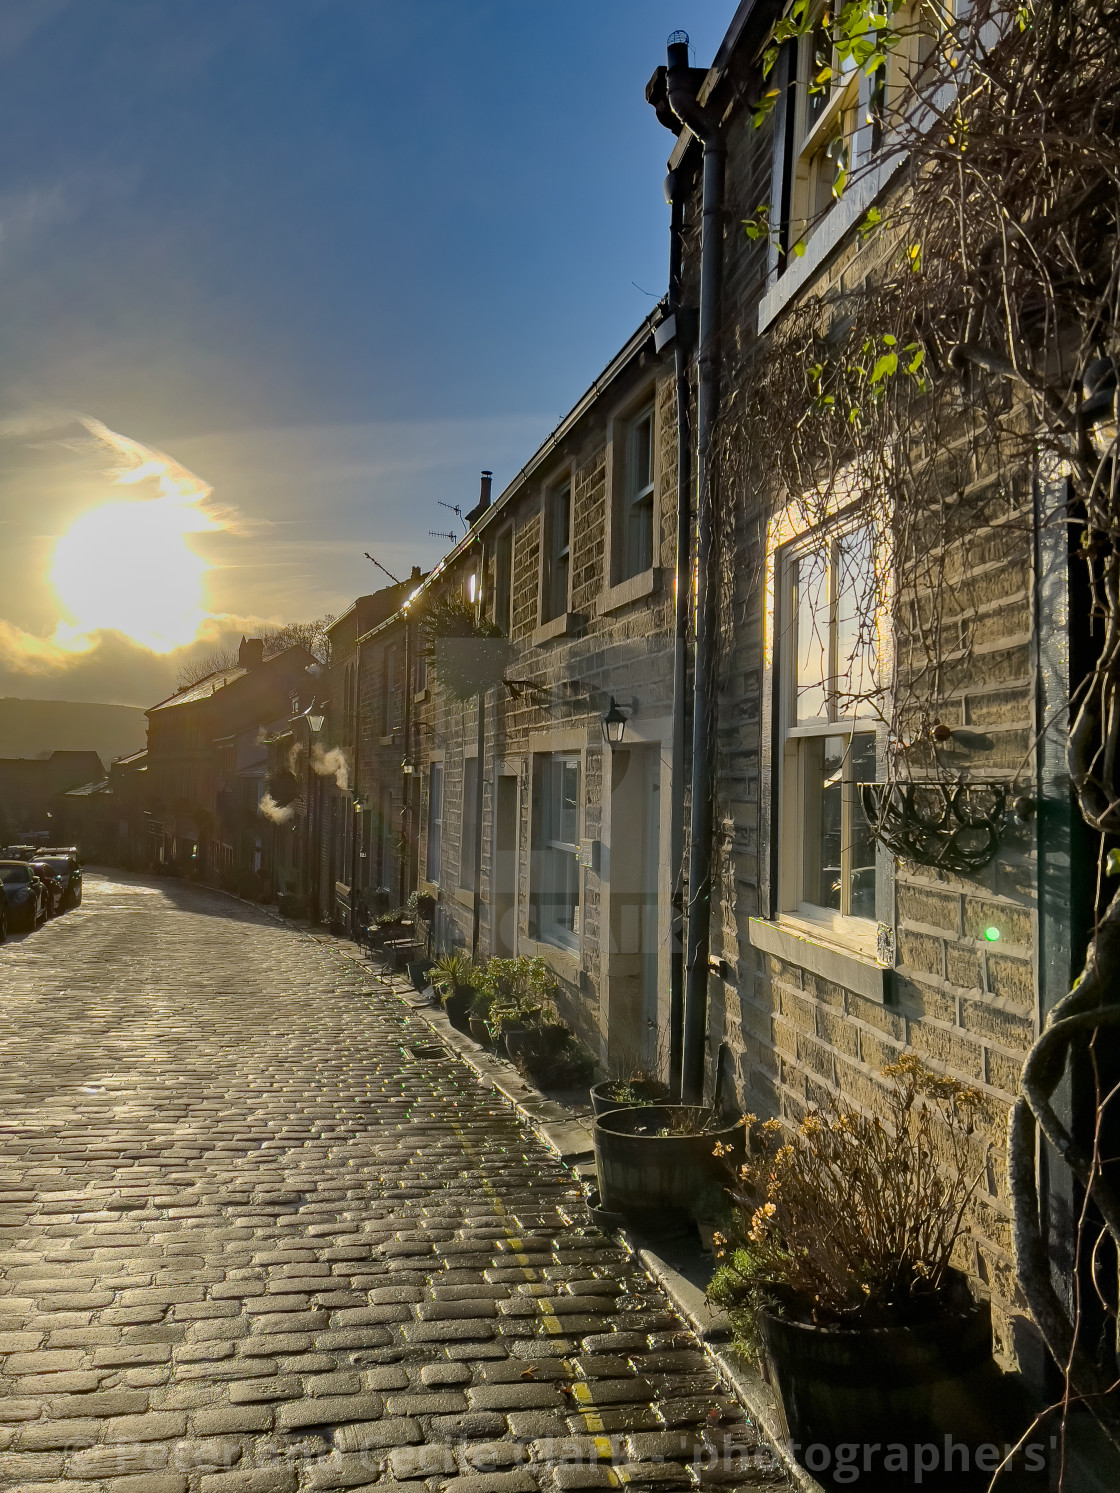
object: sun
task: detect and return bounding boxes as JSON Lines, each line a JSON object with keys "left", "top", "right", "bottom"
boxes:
{"left": 51, "top": 496, "right": 213, "bottom": 653}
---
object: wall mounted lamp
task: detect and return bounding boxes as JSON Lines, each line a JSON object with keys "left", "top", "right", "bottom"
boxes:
{"left": 601, "top": 697, "right": 629, "bottom": 747}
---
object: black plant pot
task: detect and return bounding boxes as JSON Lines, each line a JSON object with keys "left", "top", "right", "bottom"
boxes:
{"left": 468, "top": 1016, "right": 491, "bottom": 1046}
{"left": 408, "top": 958, "right": 433, "bottom": 992}
{"left": 277, "top": 892, "right": 305, "bottom": 919}
{"left": 505, "top": 1024, "right": 566, "bottom": 1063}
{"left": 757, "top": 1278, "right": 995, "bottom": 1490}
{"left": 590, "top": 1077, "right": 671, "bottom": 1117}
{"left": 442, "top": 987, "right": 473, "bottom": 1033}
{"left": 593, "top": 1105, "right": 743, "bottom": 1220}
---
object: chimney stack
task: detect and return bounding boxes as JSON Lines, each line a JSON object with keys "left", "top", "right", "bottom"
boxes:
{"left": 238, "top": 636, "right": 265, "bottom": 669}
{"left": 465, "top": 470, "right": 493, "bottom": 528}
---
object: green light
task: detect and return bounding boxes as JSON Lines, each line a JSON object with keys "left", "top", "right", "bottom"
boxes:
{"left": 984, "top": 926, "right": 1001, "bottom": 942}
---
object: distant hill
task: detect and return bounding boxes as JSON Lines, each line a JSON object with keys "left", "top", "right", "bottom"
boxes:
{"left": 0, "top": 698, "right": 147, "bottom": 767}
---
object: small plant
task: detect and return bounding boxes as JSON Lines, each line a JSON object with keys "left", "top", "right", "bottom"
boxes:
{"left": 708, "top": 1055, "right": 986, "bottom": 1347}
{"left": 473, "top": 956, "right": 557, "bottom": 1032}
{"left": 430, "top": 949, "right": 476, "bottom": 1002}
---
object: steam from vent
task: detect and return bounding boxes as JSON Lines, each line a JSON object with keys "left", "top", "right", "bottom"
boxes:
{"left": 311, "top": 744, "right": 349, "bottom": 792}
{"left": 259, "top": 792, "right": 296, "bottom": 825}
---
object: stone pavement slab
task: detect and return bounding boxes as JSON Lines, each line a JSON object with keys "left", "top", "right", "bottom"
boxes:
{"left": 0, "top": 871, "right": 787, "bottom": 1491}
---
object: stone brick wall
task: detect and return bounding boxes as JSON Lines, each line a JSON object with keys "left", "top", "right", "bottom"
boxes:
{"left": 682, "top": 28, "right": 1042, "bottom": 1370}
{"left": 363, "top": 330, "right": 678, "bottom": 1065}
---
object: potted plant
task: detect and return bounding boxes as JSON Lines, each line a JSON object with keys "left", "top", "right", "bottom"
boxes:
{"left": 708, "top": 1055, "right": 995, "bottom": 1472}
{"left": 471, "top": 956, "right": 558, "bottom": 1050}
{"left": 590, "top": 1073, "right": 672, "bottom": 1117}
{"left": 430, "top": 950, "right": 476, "bottom": 1032}
{"left": 467, "top": 985, "right": 495, "bottom": 1046}
{"left": 593, "top": 1104, "right": 745, "bottom": 1220}
{"left": 513, "top": 1027, "right": 595, "bottom": 1090}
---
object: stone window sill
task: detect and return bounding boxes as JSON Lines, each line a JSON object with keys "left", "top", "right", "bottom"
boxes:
{"left": 532, "top": 612, "right": 575, "bottom": 646}
{"left": 519, "top": 934, "right": 580, "bottom": 985}
{"left": 414, "top": 688, "right": 430, "bottom": 704}
{"left": 748, "top": 916, "right": 892, "bottom": 1003}
{"left": 598, "top": 568, "right": 660, "bottom": 616}
{"left": 379, "top": 734, "right": 395, "bottom": 747}
{"left": 453, "top": 886, "right": 474, "bottom": 908}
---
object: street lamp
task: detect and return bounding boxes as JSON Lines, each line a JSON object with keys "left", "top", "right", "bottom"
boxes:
{"left": 601, "top": 697, "right": 629, "bottom": 747}
{"left": 305, "top": 700, "right": 325, "bottom": 733}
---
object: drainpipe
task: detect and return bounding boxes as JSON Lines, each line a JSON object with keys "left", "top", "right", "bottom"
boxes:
{"left": 666, "top": 32, "right": 725, "bottom": 1105}
{"left": 655, "top": 167, "right": 693, "bottom": 1100}
{"left": 472, "top": 529, "right": 488, "bottom": 958}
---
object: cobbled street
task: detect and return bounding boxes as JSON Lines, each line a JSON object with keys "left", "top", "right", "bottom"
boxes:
{"left": 0, "top": 872, "right": 782, "bottom": 1493}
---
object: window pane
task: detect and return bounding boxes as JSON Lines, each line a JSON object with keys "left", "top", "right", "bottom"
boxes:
{"left": 795, "top": 547, "right": 829, "bottom": 722}
{"left": 560, "top": 758, "right": 579, "bottom": 846}
{"left": 494, "top": 531, "right": 513, "bottom": 636}
{"left": 849, "top": 732, "right": 877, "bottom": 920}
{"left": 548, "top": 484, "right": 571, "bottom": 619}
{"left": 631, "top": 412, "right": 653, "bottom": 495}
{"left": 626, "top": 495, "right": 653, "bottom": 578}
{"left": 836, "top": 526, "right": 877, "bottom": 717}
{"left": 802, "top": 735, "right": 845, "bottom": 911}
{"left": 426, "top": 764, "right": 442, "bottom": 884}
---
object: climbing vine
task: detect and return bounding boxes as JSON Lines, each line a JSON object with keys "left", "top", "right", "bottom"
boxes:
{"left": 712, "top": 0, "right": 1120, "bottom": 1459}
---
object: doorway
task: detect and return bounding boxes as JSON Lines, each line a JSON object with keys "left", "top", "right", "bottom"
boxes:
{"left": 606, "top": 745, "right": 662, "bottom": 1071}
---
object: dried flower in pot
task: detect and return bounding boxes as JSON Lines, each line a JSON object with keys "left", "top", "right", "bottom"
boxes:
{"left": 708, "top": 1056, "right": 996, "bottom": 1471}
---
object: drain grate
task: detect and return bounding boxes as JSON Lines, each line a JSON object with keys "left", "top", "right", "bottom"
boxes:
{"left": 406, "top": 1043, "right": 444, "bottom": 1060}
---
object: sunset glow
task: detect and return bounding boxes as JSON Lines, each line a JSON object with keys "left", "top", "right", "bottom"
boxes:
{"left": 50, "top": 419, "right": 221, "bottom": 654}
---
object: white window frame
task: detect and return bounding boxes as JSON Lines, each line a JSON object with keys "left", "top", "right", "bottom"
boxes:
{"left": 764, "top": 1, "right": 949, "bottom": 324}
{"left": 541, "top": 476, "right": 572, "bottom": 624}
{"left": 459, "top": 754, "right": 479, "bottom": 891}
{"left": 621, "top": 402, "right": 656, "bottom": 581}
{"left": 533, "top": 752, "right": 581, "bottom": 951}
{"left": 493, "top": 525, "right": 514, "bottom": 637}
{"left": 770, "top": 509, "right": 886, "bottom": 956}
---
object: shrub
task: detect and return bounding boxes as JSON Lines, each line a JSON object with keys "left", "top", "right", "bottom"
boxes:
{"left": 708, "top": 1055, "right": 985, "bottom": 1344}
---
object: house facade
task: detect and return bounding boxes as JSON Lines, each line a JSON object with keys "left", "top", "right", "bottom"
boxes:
{"left": 144, "top": 637, "right": 316, "bottom": 883}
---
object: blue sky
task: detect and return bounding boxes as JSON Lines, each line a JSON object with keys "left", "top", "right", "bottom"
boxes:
{"left": 0, "top": 0, "right": 730, "bottom": 705}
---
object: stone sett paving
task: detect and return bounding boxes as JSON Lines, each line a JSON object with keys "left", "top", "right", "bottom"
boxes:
{"left": 0, "top": 871, "right": 786, "bottom": 1493}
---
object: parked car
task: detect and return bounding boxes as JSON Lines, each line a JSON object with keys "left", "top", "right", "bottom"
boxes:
{"left": 0, "top": 883, "right": 8, "bottom": 943}
{"left": 36, "top": 854, "right": 82, "bottom": 909}
{"left": 0, "top": 861, "right": 48, "bottom": 930}
{"left": 2, "top": 845, "right": 38, "bottom": 861}
{"left": 29, "top": 860, "right": 65, "bottom": 918}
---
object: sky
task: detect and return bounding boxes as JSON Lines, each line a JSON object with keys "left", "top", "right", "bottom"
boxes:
{"left": 0, "top": 0, "right": 730, "bottom": 709}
